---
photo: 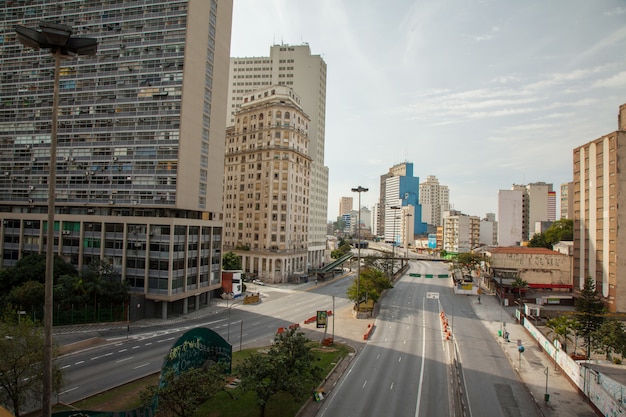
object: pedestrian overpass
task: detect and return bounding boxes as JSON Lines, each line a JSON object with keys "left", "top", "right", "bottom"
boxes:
{"left": 311, "top": 252, "right": 354, "bottom": 280}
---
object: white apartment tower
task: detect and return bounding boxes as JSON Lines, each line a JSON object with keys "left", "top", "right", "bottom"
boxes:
{"left": 442, "top": 210, "right": 480, "bottom": 253}
{"left": 419, "top": 175, "right": 450, "bottom": 227}
{"left": 227, "top": 44, "right": 328, "bottom": 270}
{"left": 497, "top": 189, "right": 524, "bottom": 246}
{"left": 0, "top": 0, "right": 233, "bottom": 320}
{"left": 223, "top": 86, "right": 311, "bottom": 283}
{"left": 511, "top": 182, "right": 555, "bottom": 240}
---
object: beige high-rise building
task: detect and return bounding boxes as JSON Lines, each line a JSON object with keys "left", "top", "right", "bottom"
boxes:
{"left": 573, "top": 103, "right": 626, "bottom": 313}
{"left": 339, "top": 197, "right": 353, "bottom": 217}
{"left": 227, "top": 44, "right": 328, "bottom": 270}
{"left": 442, "top": 210, "right": 480, "bottom": 253}
{"left": 560, "top": 182, "right": 574, "bottom": 219}
{"left": 0, "top": 0, "right": 233, "bottom": 319}
{"left": 223, "top": 86, "right": 311, "bottom": 283}
{"left": 419, "top": 175, "right": 450, "bottom": 227}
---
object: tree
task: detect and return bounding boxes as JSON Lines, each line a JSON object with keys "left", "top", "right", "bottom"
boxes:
{"left": 141, "top": 364, "right": 227, "bottom": 417}
{"left": 0, "top": 315, "right": 63, "bottom": 417}
{"left": 545, "top": 315, "right": 575, "bottom": 353}
{"left": 346, "top": 267, "right": 392, "bottom": 304}
{"left": 529, "top": 219, "right": 573, "bottom": 248}
{"left": 510, "top": 277, "right": 529, "bottom": 304}
{"left": 575, "top": 276, "right": 606, "bottom": 359}
{"left": 238, "top": 328, "right": 321, "bottom": 417}
{"left": 222, "top": 252, "right": 242, "bottom": 271}
{"left": 455, "top": 253, "right": 483, "bottom": 276}
{"left": 80, "top": 259, "right": 129, "bottom": 309}
{"left": 591, "top": 319, "right": 626, "bottom": 362}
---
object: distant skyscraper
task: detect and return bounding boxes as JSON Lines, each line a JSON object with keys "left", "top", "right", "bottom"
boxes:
{"left": 573, "top": 103, "right": 626, "bottom": 313}
{"left": 0, "top": 0, "right": 233, "bottom": 319}
{"left": 419, "top": 175, "right": 450, "bottom": 227}
{"left": 223, "top": 86, "right": 310, "bottom": 283}
{"left": 442, "top": 210, "right": 480, "bottom": 253}
{"left": 339, "top": 197, "right": 353, "bottom": 217}
{"left": 227, "top": 44, "right": 328, "bottom": 270}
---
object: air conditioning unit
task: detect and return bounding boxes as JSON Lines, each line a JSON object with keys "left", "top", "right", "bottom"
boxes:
{"left": 87, "top": 209, "right": 95, "bottom": 214}
{"left": 64, "top": 156, "right": 69, "bottom": 161}
{"left": 62, "top": 230, "right": 71, "bottom": 235}
{"left": 28, "top": 185, "right": 35, "bottom": 190}
{"left": 109, "top": 200, "right": 115, "bottom": 205}
{"left": 112, "top": 156, "right": 118, "bottom": 161}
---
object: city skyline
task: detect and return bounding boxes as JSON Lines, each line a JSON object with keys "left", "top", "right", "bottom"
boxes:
{"left": 230, "top": 0, "right": 626, "bottom": 220}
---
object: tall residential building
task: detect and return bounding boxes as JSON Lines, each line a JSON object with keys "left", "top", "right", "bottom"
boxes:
{"left": 0, "top": 0, "right": 233, "bottom": 319}
{"left": 510, "top": 182, "right": 555, "bottom": 240}
{"left": 560, "top": 182, "right": 574, "bottom": 219}
{"left": 223, "top": 86, "right": 310, "bottom": 283}
{"left": 497, "top": 189, "right": 524, "bottom": 246}
{"left": 371, "top": 202, "right": 380, "bottom": 236}
{"left": 419, "top": 175, "right": 450, "bottom": 227}
{"left": 479, "top": 213, "right": 498, "bottom": 246}
{"left": 339, "top": 196, "right": 353, "bottom": 217}
{"left": 442, "top": 210, "right": 480, "bottom": 254}
{"left": 227, "top": 44, "right": 328, "bottom": 270}
{"left": 573, "top": 103, "right": 626, "bottom": 313}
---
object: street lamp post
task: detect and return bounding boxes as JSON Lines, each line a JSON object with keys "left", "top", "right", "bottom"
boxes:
{"left": 15, "top": 22, "right": 97, "bottom": 416}
{"left": 404, "top": 213, "right": 413, "bottom": 258}
{"left": 351, "top": 186, "right": 368, "bottom": 311}
{"left": 389, "top": 206, "right": 401, "bottom": 276}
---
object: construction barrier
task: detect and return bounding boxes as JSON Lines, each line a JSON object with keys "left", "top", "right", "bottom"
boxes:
{"left": 363, "top": 323, "right": 375, "bottom": 340}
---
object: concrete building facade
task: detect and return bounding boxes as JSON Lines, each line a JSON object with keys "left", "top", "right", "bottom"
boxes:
{"left": 419, "top": 175, "right": 450, "bottom": 227}
{"left": 573, "top": 103, "right": 626, "bottom": 313}
{"left": 223, "top": 86, "right": 311, "bottom": 283}
{"left": 442, "top": 210, "right": 480, "bottom": 253}
{"left": 227, "top": 44, "right": 328, "bottom": 271}
{"left": 560, "top": 182, "right": 574, "bottom": 219}
{"left": 338, "top": 196, "right": 353, "bottom": 217}
{"left": 0, "top": 0, "right": 233, "bottom": 319}
{"left": 497, "top": 189, "right": 524, "bottom": 246}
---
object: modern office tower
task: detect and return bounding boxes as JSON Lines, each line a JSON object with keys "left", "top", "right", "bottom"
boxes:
{"left": 573, "top": 103, "right": 626, "bottom": 313}
{"left": 479, "top": 213, "right": 498, "bottom": 246}
{"left": 560, "top": 182, "right": 574, "bottom": 219}
{"left": 382, "top": 173, "right": 426, "bottom": 245}
{"left": 378, "top": 161, "right": 417, "bottom": 237}
{"left": 349, "top": 205, "right": 371, "bottom": 236}
{"left": 0, "top": 0, "right": 233, "bottom": 319}
{"left": 497, "top": 189, "right": 524, "bottom": 246}
{"left": 227, "top": 44, "right": 328, "bottom": 271}
{"left": 442, "top": 210, "right": 480, "bottom": 253}
{"left": 419, "top": 175, "right": 449, "bottom": 227}
{"left": 339, "top": 196, "right": 353, "bottom": 217}
{"left": 223, "top": 86, "right": 311, "bottom": 283}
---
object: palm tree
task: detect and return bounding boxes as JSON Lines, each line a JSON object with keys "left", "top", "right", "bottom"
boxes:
{"left": 545, "top": 315, "right": 575, "bottom": 353}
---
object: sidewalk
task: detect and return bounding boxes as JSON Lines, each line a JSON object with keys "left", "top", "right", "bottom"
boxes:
{"left": 471, "top": 292, "right": 598, "bottom": 417}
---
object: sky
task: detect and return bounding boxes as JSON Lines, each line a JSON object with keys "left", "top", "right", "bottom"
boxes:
{"left": 229, "top": 0, "right": 626, "bottom": 221}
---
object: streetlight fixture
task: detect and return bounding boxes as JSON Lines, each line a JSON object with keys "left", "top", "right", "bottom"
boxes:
{"left": 389, "top": 205, "right": 401, "bottom": 276}
{"left": 351, "top": 186, "right": 368, "bottom": 311}
{"left": 404, "top": 213, "right": 413, "bottom": 258}
{"left": 15, "top": 22, "right": 97, "bottom": 416}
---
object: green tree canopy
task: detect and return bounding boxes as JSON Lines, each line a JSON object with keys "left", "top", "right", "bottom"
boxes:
{"left": 546, "top": 315, "right": 575, "bottom": 353}
{"left": 455, "top": 252, "right": 483, "bottom": 275}
{"left": 141, "top": 364, "right": 228, "bottom": 417}
{"left": 591, "top": 319, "right": 626, "bottom": 362}
{"left": 347, "top": 267, "right": 393, "bottom": 305}
{"left": 575, "top": 276, "right": 606, "bottom": 358}
{"left": 528, "top": 219, "right": 573, "bottom": 248}
{"left": 0, "top": 314, "right": 63, "bottom": 417}
{"left": 238, "top": 328, "right": 321, "bottom": 417}
{"left": 222, "top": 251, "right": 242, "bottom": 270}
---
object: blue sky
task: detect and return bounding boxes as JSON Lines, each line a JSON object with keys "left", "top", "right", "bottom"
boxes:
{"left": 230, "top": 0, "right": 626, "bottom": 220}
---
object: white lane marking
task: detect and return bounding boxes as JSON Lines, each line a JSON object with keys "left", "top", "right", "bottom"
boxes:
{"left": 157, "top": 337, "right": 175, "bottom": 343}
{"left": 390, "top": 382, "right": 394, "bottom": 390}
{"left": 119, "top": 349, "right": 127, "bottom": 353}
{"left": 61, "top": 365, "right": 71, "bottom": 369}
{"left": 415, "top": 297, "right": 427, "bottom": 417}
{"left": 362, "top": 381, "right": 367, "bottom": 389}
{"left": 134, "top": 363, "right": 150, "bottom": 370}
{"left": 59, "top": 386, "right": 78, "bottom": 395}
{"left": 398, "top": 356, "right": 402, "bottom": 362}
{"left": 75, "top": 361, "right": 84, "bottom": 365}
{"left": 91, "top": 352, "right": 113, "bottom": 360}
{"left": 116, "top": 357, "right": 133, "bottom": 363}
{"left": 132, "top": 346, "right": 140, "bottom": 349}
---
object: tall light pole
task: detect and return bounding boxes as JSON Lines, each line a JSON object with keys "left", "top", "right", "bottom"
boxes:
{"left": 351, "top": 186, "right": 368, "bottom": 310}
{"left": 16, "top": 22, "right": 97, "bottom": 416}
{"left": 389, "top": 205, "right": 401, "bottom": 276}
{"left": 404, "top": 213, "right": 413, "bottom": 258}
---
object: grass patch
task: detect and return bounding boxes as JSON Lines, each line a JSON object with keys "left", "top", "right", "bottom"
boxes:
{"left": 53, "top": 342, "right": 351, "bottom": 417}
